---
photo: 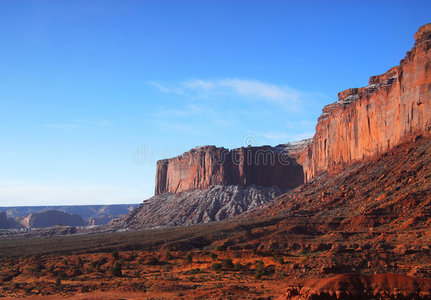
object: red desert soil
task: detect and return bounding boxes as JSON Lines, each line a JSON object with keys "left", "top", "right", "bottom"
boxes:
{"left": 0, "top": 136, "right": 431, "bottom": 299}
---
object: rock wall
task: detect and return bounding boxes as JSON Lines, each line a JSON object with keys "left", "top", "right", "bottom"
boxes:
{"left": 155, "top": 144, "right": 307, "bottom": 195}
{"left": 0, "top": 212, "right": 8, "bottom": 229}
{"left": 300, "top": 23, "right": 431, "bottom": 179}
{"left": 155, "top": 24, "right": 431, "bottom": 192}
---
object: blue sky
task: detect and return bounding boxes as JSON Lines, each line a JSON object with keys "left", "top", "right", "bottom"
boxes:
{"left": 0, "top": 0, "right": 429, "bottom": 206}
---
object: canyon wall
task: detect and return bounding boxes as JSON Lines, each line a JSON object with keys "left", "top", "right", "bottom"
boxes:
{"left": 299, "top": 23, "right": 431, "bottom": 179}
{"left": 155, "top": 144, "right": 307, "bottom": 195}
{"left": 155, "top": 24, "right": 431, "bottom": 194}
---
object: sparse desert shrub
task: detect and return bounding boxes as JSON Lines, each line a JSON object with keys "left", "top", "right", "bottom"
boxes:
{"left": 233, "top": 252, "right": 242, "bottom": 258}
{"left": 165, "top": 251, "right": 173, "bottom": 260}
{"left": 91, "top": 257, "right": 108, "bottom": 269}
{"left": 234, "top": 263, "right": 243, "bottom": 271}
{"left": 217, "top": 245, "right": 227, "bottom": 251}
{"left": 186, "top": 253, "right": 193, "bottom": 264}
{"left": 2, "top": 274, "right": 13, "bottom": 282}
{"left": 55, "top": 275, "right": 62, "bottom": 288}
{"left": 47, "top": 265, "right": 55, "bottom": 274}
{"left": 221, "top": 258, "right": 234, "bottom": 269}
{"left": 164, "top": 264, "right": 173, "bottom": 272}
{"left": 108, "top": 262, "right": 122, "bottom": 277}
{"left": 112, "top": 250, "right": 120, "bottom": 261}
{"left": 185, "top": 268, "right": 201, "bottom": 275}
{"left": 212, "top": 263, "right": 222, "bottom": 271}
{"left": 210, "top": 253, "right": 218, "bottom": 260}
{"left": 274, "top": 255, "right": 285, "bottom": 264}
{"left": 298, "top": 249, "right": 311, "bottom": 258}
{"left": 147, "top": 256, "right": 159, "bottom": 265}
{"left": 254, "top": 261, "right": 266, "bottom": 279}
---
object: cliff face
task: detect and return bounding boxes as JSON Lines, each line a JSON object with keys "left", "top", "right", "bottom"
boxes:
{"left": 300, "top": 23, "right": 431, "bottom": 179}
{"left": 155, "top": 24, "right": 431, "bottom": 194}
{"left": 155, "top": 144, "right": 308, "bottom": 195}
{"left": 0, "top": 212, "right": 8, "bottom": 229}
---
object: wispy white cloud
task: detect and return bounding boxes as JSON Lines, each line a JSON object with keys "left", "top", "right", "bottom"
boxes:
{"left": 148, "top": 80, "right": 184, "bottom": 95}
{"left": 262, "top": 132, "right": 289, "bottom": 140}
{"left": 219, "top": 79, "right": 300, "bottom": 105}
{"left": 154, "top": 104, "right": 204, "bottom": 117}
{"left": 260, "top": 131, "right": 314, "bottom": 143}
{"left": 149, "top": 78, "right": 306, "bottom": 110}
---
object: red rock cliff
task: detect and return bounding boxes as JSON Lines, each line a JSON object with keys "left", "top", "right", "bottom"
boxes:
{"left": 155, "top": 145, "right": 306, "bottom": 195}
{"left": 155, "top": 24, "right": 431, "bottom": 193}
{"left": 300, "top": 23, "right": 431, "bottom": 180}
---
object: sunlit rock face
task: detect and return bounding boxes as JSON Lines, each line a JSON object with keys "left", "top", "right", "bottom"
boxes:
{"left": 156, "top": 24, "right": 431, "bottom": 192}
{"left": 299, "top": 23, "right": 431, "bottom": 179}
{"left": 155, "top": 143, "right": 309, "bottom": 195}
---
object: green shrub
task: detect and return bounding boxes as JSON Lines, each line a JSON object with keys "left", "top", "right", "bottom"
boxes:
{"left": 184, "top": 268, "right": 200, "bottom": 275}
{"left": 186, "top": 253, "right": 193, "bottom": 264}
{"left": 108, "top": 262, "right": 122, "bottom": 277}
{"left": 274, "top": 255, "right": 285, "bottom": 264}
{"left": 221, "top": 258, "right": 234, "bottom": 269}
{"left": 112, "top": 250, "right": 120, "bottom": 261}
{"left": 254, "top": 261, "right": 265, "bottom": 279}
{"left": 55, "top": 275, "right": 62, "bottom": 287}
{"left": 217, "top": 245, "right": 227, "bottom": 251}
{"left": 234, "top": 263, "right": 243, "bottom": 271}
{"left": 212, "top": 263, "right": 222, "bottom": 271}
{"left": 147, "top": 256, "right": 159, "bottom": 265}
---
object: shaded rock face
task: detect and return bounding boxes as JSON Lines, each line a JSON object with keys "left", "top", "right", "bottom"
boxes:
{"left": 24, "top": 210, "right": 86, "bottom": 228}
{"left": 301, "top": 23, "right": 431, "bottom": 179}
{"left": 156, "top": 145, "right": 306, "bottom": 195}
{"left": 112, "top": 185, "right": 288, "bottom": 229}
{"left": 0, "top": 212, "right": 8, "bottom": 229}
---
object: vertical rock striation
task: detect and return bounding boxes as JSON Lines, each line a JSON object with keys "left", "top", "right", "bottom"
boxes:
{"left": 154, "top": 24, "right": 431, "bottom": 194}
{"left": 300, "top": 23, "right": 431, "bottom": 179}
{"left": 155, "top": 144, "right": 307, "bottom": 195}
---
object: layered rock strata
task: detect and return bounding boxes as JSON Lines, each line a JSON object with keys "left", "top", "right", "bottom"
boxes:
{"left": 155, "top": 143, "right": 309, "bottom": 195}
{"left": 300, "top": 23, "right": 431, "bottom": 179}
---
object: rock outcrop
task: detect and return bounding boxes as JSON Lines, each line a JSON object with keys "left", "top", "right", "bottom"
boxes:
{"left": 155, "top": 143, "right": 309, "bottom": 195}
{"left": 19, "top": 210, "right": 86, "bottom": 229}
{"left": 112, "top": 185, "right": 288, "bottom": 229}
{"left": 0, "top": 212, "right": 8, "bottom": 229}
{"left": 118, "top": 24, "right": 431, "bottom": 231}
{"left": 301, "top": 23, "right": 431, "bottom": 179}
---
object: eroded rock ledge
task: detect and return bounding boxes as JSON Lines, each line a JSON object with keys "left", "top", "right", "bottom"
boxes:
{"left": 299, "top": 23, "right": 431, "bottom": 180}
{"left": 155, "top": 142, "right": 310, "bottom": 195}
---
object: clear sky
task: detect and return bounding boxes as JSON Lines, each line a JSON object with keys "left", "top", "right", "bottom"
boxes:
{"left": 0, "top": 0, "right": 429, "bottom": 206}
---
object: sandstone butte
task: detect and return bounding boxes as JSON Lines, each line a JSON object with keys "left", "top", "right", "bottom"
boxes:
{"left": 156, "top": 23, "right": 431, "bottom": 195}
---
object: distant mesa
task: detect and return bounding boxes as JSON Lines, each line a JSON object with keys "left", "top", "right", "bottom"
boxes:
{"left": 0, "top": 204, "right": 138, "bottom": 230}
{"left": 23, "top": 210, "right": 86, "bottom": 228}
